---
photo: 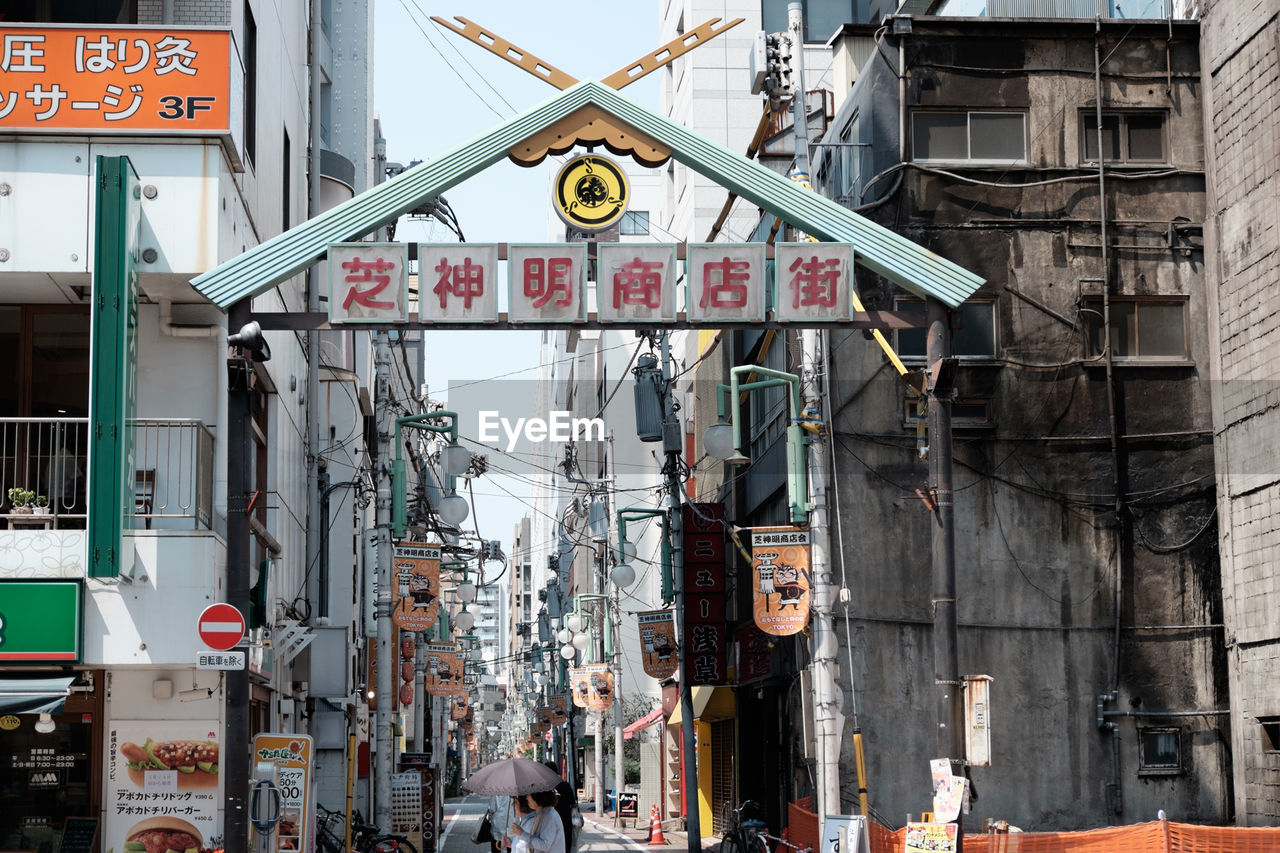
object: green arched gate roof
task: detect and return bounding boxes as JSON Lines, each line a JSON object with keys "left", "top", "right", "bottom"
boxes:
{"left": 190, "top": 80, "right": 983, "bottom": 310}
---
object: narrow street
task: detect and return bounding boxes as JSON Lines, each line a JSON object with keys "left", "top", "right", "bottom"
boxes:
{"left": 439, "top": 796, "right": 677, "bottom": 853}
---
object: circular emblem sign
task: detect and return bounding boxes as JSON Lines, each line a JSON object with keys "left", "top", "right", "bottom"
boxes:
{"left": 0, "top": 714, "right": 20, "bottom": 731}
{"left": 553, "top": 154, "right": 630, "bottom": 232}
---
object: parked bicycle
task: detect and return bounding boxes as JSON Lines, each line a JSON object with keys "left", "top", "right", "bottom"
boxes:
{"left": 720, "top": 800, "right": 770, "bottom": 853}
{"left": 314, "top": 805, "right": 420, "bottom": 853}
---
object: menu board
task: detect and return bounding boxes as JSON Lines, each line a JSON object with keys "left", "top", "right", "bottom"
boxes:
{"left": 57, "top": 817, "right": 99, "bottom": 853}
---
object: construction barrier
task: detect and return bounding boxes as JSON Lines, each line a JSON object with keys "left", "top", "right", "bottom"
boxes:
{"left": 781, "top": 801, "right": 1280, "bottom": 853}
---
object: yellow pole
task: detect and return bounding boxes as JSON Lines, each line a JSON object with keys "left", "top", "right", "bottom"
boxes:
{"left": 345, "top": 734, "right": 357, "bottom": 852}
{"left": 852, "top": 728, "right": 870, "bottom": 816}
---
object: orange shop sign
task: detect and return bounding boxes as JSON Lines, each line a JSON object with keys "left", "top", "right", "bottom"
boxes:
{"left": 0, "top": 26, "right": 232, "bottom": 133}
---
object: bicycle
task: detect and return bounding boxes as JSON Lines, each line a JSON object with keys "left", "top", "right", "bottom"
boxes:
{"left": 315, "top": 804, "right": 347, "bottom": 853}
{"left": 351, "top": 812, "right": 420, "bottom": 853}
{"left": 719, "top": 800, "right": 770, "bottom": 853}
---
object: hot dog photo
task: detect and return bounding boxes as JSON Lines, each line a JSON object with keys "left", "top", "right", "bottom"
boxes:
{"left": 119, "top": 737, "right": 219, "bottom": 788}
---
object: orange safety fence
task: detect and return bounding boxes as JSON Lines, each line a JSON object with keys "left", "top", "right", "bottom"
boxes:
{"left": 777, "top": 806, "right": 1280, "bottom": 853}
{"left": 868, "top": 820, "right": 1280, "bottom": 853}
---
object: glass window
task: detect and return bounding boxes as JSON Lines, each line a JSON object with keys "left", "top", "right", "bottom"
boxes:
{"left": 1139, "top": 727, "right": 1181, "bottom": 774}
{"left": 1082, "top": 112, "right": 1166, "bottom": 163}
{"left": 1083, "top": 299, "right": 1187, "bottom": 361}
{"left": 896, "top": 301, "right": 997, "bottom": 359}
{"left": 913, "top": 112, "right": 1026, "bottom": 162}
{"left": 620, "top": 211, "right": 649, "bottom": 236}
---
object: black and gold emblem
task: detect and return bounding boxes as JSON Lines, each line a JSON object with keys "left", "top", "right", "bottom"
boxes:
{"left": 553, "top": 154, "right": 630, "bottom": 232}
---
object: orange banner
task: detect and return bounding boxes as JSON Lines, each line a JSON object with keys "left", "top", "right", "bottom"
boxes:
{"left": 392, "top": 542, "right": 441, "bottom": 632}
{"left": 570, "top": 668, "right": 590, "bottom": 708}
{"left": 549, "top": 695, "right": 568, "bottom": 725}
{"left": 450, "top": 694, "right": 469, "bottom": 721}
{"left": 0, "top": 26, "right": 233, "bottom": 133}
{"left": 584, "top": 664, "right": 614, "bottom": 711}
{"left": 751, "top": 527, "right": 812, "bottom": 636}
{"left": 424, "top": 643, "right": 462, "bottom": 697}
{"left": 637, "top": 610, "right": 678, "bottom": 679}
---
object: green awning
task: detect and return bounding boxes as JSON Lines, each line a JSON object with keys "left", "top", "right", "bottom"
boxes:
{"left": 0, "top": 676, "right": 74, "bottom": 715}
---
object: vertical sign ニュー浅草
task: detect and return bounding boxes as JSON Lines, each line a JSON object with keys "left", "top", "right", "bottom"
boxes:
{"left": 682, "top": 503, "right": 727, "bottom": 684}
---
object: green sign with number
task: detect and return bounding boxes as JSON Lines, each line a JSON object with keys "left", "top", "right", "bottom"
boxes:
{"left": 0, "top": 581, "right": 82, "bottom": 662}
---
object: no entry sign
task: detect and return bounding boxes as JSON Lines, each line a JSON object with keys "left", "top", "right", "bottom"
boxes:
{"left": 198, "top": 603, "right": 245, "bottom": 651}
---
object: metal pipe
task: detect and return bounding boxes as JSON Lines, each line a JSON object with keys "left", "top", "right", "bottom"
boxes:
{"left": 374, "top": 331, "right": 395, "bottom": 830}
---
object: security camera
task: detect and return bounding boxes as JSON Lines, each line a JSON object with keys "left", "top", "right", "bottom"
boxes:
{"left": 178, "top": 687, "right": 214, "bottom": 702}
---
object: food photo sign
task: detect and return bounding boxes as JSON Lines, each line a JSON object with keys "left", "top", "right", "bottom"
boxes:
{"left": 253, "top": 734, "right": 313, "bottom": 853}
{"left": 105, "top": 721, "right": 221, "bottom": 853}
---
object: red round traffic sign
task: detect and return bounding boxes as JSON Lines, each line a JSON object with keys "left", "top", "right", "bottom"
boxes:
{"left": 198, "top": 603, "right": 246, "bottom": 651}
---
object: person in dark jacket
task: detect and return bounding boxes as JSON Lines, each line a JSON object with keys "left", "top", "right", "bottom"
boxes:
{"left": 544, "top": 761, "right": 577, "bottom": 853}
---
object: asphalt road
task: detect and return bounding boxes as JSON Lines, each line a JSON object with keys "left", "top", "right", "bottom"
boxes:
{"left": 439, "top": 796, "right": 663, "bottom": 853}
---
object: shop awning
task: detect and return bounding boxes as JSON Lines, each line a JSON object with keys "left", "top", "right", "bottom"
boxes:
{"left": 0, "top": 676, "right": 74, "bottom": 714}
{"left": 623, "top": 706, "right": 665, "bottom": 740}
{"left": 667, "top": 686, "right": 736, "bottom": 727}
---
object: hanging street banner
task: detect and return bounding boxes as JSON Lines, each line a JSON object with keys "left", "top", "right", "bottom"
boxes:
{"left": 637, "top": 610, "right": 678, "bottom": 679}
{"left": 450, "top": 695, "right": 469, "bottom": 721}
{"left": 583, "top": 663, "right": 614, "bottom": 711}
{"left": 392, "top": 541, "right": 441, "bottom": 632}
{"left": 683, "top": 503, "right": 727, "bottom": 684}
{"left": 423, "top": 643, "right": 463, "bottom": 696}
{"left": 549, "top": 694, "right": 569, "bottom": 725}
{"left": 328, "top": 242, "right": 410, "bottom": 324}
{"left": 751, "top": 527, "right": 812, "bottom": 636}
{"left": 570, "top": 668, "right": 590, "bottom": 708}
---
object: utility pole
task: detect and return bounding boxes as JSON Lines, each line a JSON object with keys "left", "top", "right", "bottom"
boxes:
{"left": 374, "top": 331, "right": 395, "bottom": 830}
{"left": 926, "top": 298, "right": 964, "bottom": 846}
{"left": 661, "top": 332, "right": 700, "bottom": 853}
{"left": 789, "top": 1, "right": 843, "bottom": 819}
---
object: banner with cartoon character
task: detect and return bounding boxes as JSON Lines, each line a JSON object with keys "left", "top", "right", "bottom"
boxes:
{"left": 106, "top": 721, "right": 222, "bottom": 853}
{"left": 637, "top": 610, "right": 678, "bottom": 679}
{"left": 570, "top": 668, "right": 590, "bottom": 708}
{"left": 424, "top": 644, "right": 462, "bottom": 697}
{"left": 549, "top": 695, "right": 568, "bottom": 725}
{"left": 751, "top": 526, "right": 812, "bottom": 636}
{"left": 583, "top": 664, "right": 613, "bottom": 711}
{"left": 450, "top": 694, "right": 469, "bottom": 721}
{"left": 392, "top": 542, "right": 441, "bottom": 632}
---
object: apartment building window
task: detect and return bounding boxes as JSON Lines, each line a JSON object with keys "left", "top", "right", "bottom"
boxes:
{"left": 1261, "top": 717, "right": 1280, "bottom": 753}
{"left": 244, "top": 2, "right": 258, "bottom": 167}
{"left": 282, "top": 128, "right": 291, "bottom": 229}
{"left": 1082, "top": 298, "right": 1188, "bottom": 361}
{"left": 620, "top": 211, "right": 649, "bottom": 236}
{"left": 1081, "top": 111, "right": 1166, "bottom": 163}
{"left": 895, "top": 299, "right": 998, "bottom": 360}
{"left": 1138, "top": 727, "right": 1182, "bottom": 775}
{"left": 912, "top": 111, "right": 1027, "bottom": 163}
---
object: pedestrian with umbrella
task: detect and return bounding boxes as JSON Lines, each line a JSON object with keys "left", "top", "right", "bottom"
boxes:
{"left": 463, "top": 759, "right": 566, "bottom": 853}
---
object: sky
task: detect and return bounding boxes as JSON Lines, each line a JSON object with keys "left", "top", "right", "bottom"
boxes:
{"left": 373, "top": 2, "right": 662, "bottom": 554}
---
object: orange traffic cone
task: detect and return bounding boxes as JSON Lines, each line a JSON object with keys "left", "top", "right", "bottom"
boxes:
{"left": 649, "top": 805, "right": 667, "bottom": 846}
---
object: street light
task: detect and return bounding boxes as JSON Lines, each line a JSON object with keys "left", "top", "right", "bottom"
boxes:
{"left": 438, "top": 492, "right": 470, "bottom": 527}
{"left": 617, "top": 507, "right": 673, "bottom": 604}
{"left": 455, "top": 608, "right": 475, "bottom": 632}
{"left": 442, "top": 442, "right": 473, "bottom": 477}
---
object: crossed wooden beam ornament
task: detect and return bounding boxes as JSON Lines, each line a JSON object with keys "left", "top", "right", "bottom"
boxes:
{"left": 430, "top": 15, "right": 743, "bottom": 167}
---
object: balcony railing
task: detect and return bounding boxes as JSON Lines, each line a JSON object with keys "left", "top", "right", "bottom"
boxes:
{"left": 0, "top": 417, "right": 214, "bottom": 530}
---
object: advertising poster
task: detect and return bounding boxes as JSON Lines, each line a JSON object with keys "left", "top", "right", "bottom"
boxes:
{"left": 570, "top": 669, "right": 589, "bottom": 708}
{"left": 750, "top": 526, "right": 812, "bottom": 636}
{"left": 105, "top": 721, "right": 221, "bottom": 853}
{"left": 583, "top": 664, "right": 614, "bottom": 711}
{"left": 423, "top": 644, "right": 462, "bottom": 696}
{"left": 392, "top": 542, "right": 441, "bottom": 632}
{"left": 450, "top": 695, "right": 469, "bottom": 721}
{"left": 903, "top": 823, "right": 957, "bottom": 853}
{"left": 821, "top": 815, "right": 869, "bottom": 853}
{"left": 391, "top": 772, "right": 424, "bottom": 852}
{"left": 637, "top": 610, "right": 678, "bottom": 679}
{"left": 252, "top": 734, "right": 313, "bottom": 853}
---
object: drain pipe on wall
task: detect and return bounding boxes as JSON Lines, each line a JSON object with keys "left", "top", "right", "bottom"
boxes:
{"left": 305, "top": 0, "right": 324, "bottom": 625}
{"left": 1094, "top": 18, "right": 1126, "bottom": 819}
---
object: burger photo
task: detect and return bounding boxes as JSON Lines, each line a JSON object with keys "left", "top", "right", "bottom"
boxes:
{"left": 119, "top": 738, "right": 219, "bottom": 788}
{"left": 122, "top": 816, "right": 203, "bottom": 853}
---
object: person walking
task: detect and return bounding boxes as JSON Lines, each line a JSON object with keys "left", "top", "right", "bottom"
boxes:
{"left": 502, "top": 791, "right": 565, "bottom": 853}
{"left": 544, "top": 762, "right": 577, "bottom": 853}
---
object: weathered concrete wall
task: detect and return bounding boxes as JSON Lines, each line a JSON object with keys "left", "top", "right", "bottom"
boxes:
{"left": 1200, "top": 0, "right": 1280, "bottom": 827}
{"left": 820, "top": 18, "right": 1227, "bottom": 829}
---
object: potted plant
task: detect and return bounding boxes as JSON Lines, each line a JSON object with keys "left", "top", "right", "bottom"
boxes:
{"left": 7, "top": 487, "right": 35, "bottom": 514}
{"left": 32, "top": 494, "right": 50, "bottom": 515}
